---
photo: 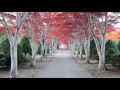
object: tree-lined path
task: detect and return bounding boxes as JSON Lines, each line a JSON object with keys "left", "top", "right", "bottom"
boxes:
{"left": 34, "top": 49, "right": 95, "bottom": 78}
{"left": 1, "top": 12, "right": 120, "bottom": 78}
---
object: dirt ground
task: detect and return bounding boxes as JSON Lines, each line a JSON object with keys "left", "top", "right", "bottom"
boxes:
{"left": 0, "top": 55, "right": 53, "bottom": 78}
{"left": 73, "top": 55, "right": 120, "bottom": 78}
{"left": 1, "top": 53, "right": 120, "bottom": 78}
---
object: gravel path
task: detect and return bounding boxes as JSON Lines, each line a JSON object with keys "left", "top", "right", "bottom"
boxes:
{"left": 34, "top": 50, "right": 95, "bottom": 78}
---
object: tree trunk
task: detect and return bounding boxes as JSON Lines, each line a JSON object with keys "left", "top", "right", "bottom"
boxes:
{"left": 84, "top": 36, "right": 90, "bottom": 64}
{"left": 69, "top": 44, "right": 71, "bottom": 51}
{"left": 29, "top": 37, "right": 37, "bottom": 67}
{"left": 76, "top": 40, "right": 80, "bottom": 57}
{"left": 10, "top": 44, "right": 19, "bottom": 78}
{"left": 52, "top": 39, "right": 55, "bottom": 53}
{"left": 98, "top": 34, "right": 107, "bottom": 70}
{"left": 73, "top": 42, "right": 76, "bottom": 55}
{"left": 30, "top": 49, "right": 36, "bottom": 67}
{"left": 48, "top": 44, "right": 51, "bottom": 54}
{"left": 44, "top": 42, "right": 48, "bottom": 58}
{"left": 88, "top": 12, "right": 107, "bottom": 70}
{"left": 40, "top": 39, "right": 44, "bottom": 61}
{"left": 54, "top": 41, "right": 56, "bottom": 52}
{"left": 79, "top": 41, "right": 83, "bottom": 60}
{"left": 68, "top": 44, "right": 70, "bottom": 51}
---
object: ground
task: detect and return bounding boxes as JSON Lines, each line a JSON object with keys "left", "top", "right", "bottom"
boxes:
{"left": 73, "top": 55, "right": 120, "bottom": 78}
{"left": 33, "top": 50, "right": 95, "bottom": 78}
{"left": 0, "top": 50, "right": 120, "bottom": 78}
{"left": 0, "top": 55, "right": 53, "bottom": 78}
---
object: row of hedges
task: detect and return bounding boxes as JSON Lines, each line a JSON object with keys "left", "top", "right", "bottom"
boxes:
{"left": 0, "top": 37, "right": 32, "bottom": 68}
{"left": 90, "top": 38, "right": 120, "bottom": 69}
{"left": 0, "top": 36, "right": 52, "bottom": 68}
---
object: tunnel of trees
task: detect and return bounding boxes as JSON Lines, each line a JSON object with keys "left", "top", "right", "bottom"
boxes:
{"left": 0, "top": 12, "right": 120, "bottom": 78}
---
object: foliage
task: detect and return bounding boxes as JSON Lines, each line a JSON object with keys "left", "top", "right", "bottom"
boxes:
{"left": 19, "top": 37, "right": 32, "bottom": 56}
{"left": 90, "top": 40, "right": 99, "bottom": 60}
{"left": 111, "top": 51, "right": 120, "bottom": 69}
{"left": 0, "top": 38, "right": 29, "bottom": 67}
{"left": 105, "top": 40, "right": 119, "bottom": 63}
{"left": 117, "top": 40, "right": 120, "bottom": 51}
{"left": 104, "top": 40, "right": 120, "bottom": 69}
{"left": 0, "top": 52, "right": 6, "bottom": 67}
{"left": 106, "top": 40, "right": 119, "bottom": 51}
{"left": 37, "top": 43, "right": 41, "bottom": 55}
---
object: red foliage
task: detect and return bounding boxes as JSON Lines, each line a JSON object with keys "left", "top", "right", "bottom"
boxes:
{"left": 0, "top": 26, "right": 5, "bottom": 32}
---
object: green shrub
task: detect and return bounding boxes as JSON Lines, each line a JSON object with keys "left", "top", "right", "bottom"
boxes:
{"left": 105, "top": 40, "right": 120, "bottom": 68}
{"left": 82, "top": 44, "right": 85, "bottom": 55}
{"left": 0, "top": 39, "right": 11, "bottom": 67}
{"left": 117, "top": 40, "right": 120, "bottom": 51}
{"left": 105, "top": 48, "right": 118, "bottom": 63}
{"left": 111, "top": 50, "right": 120, "bottom": 69}
{"left": 19, "top": 37, "right": 32, "bottom": 56}
{"left": 0, "top": 52, "right": 6, "bottom": 67}
{"left": 17, "top": 44, "right": 27, "bottom": 64}
{"left": 90, "top": 40, "right": 99, "bottom": 60}
{"left": 105, "top": 40, "right": 119, "bottom": 63}
{"left": 0, "top": 38, "right": 28, "bottom": 67}
{"left": 106, "top": 40, "right": 119, "bottom": 51}
{"left": 37, "top": 44, "right": 41, "bottom": 55}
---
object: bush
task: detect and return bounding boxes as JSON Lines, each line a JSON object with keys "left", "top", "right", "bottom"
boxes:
{"left": 17, "top": 44, "right": 27, "bottom": 64}
{"left": 117, "top": 40, "right": 120, "bottom": 51}
{"left": 90, "top": 40, "right": 99, "bottom": 60}
{"left": 0, "top": 52, "right": 6, "bottom": 67}
{"left": 0, "top": 38, "right": 29, "bottom": 67}
{"left": 0, "top": 39, "right": 11, "bottom": 67}
{"left": 106, "top": 40, "right": 119, "bottom": 51}
{"left": 105, "top": 40, "right": 120, "bottom": 69}
{"left": 105, "top": 40, "right": 119, "bottom": 63}
{"left": 19, "top": 37, "right": 32, "bottom": 56}
{"left": 111, "top": 51, "right": 120, "bottom": 69}
{"left": 37, "top": 44, "right": 41, "bottom": 55}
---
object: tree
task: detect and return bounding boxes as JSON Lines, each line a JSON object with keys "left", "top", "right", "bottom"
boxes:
{"left": 87, "top": 12, "right": 108, "bottom": 70}
{"left": 0, "top": 12, "right": 29, "bottom": 78}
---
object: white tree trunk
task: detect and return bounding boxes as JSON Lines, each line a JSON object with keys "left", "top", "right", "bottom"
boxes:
{"left": 28, "top": 34, "right": 37, "bottom": 67}
{"left": 54, "top": 40, "right": 57, "bottom": 52}
{"left": 45, "top": 41, "right": 48, "bottom": 58}
{"left": 70, "top": 44, "right": 72, "bottom": 51}
{"left": 48, "top": 44, "right": 51, "bottom": 54}
{"left": 79, "top": 41, "right": 83, "bottom": 60}
{"left": 68, "top": 44, "right": 70, "bottom": 51}
{"left": 10, "top": 44, "right": 19, "bottom": 78}
{"left": 0, "top": 12, "right": 29, "bottom": 78}
{"left": 53, "top": 40, "right": 56, "bottom": 52}
{"left": 76, "top": 40, "right": 80, "bottom": 57}
{"left": 88, "top": 13, "right": 107, "bottom": 70}
{"left": 73, "top": 42, "right": 76, "bottom": 55}
{"left": 98, "top": 34, "right": 107, "bottom": 70}
{"left": 30, "top": 48, "right": 36, "bottom": 67}
{"left": 84, "top": 35, "right": 90, "bottom": 64}
{"left": 40, "top": 39, "right": 44, "bottom": 61}
{"left": 71, "top": 44, "right": 74, "bottom": 54}
{"left": 52, "top": 39, "right": 55, "bottom": 53}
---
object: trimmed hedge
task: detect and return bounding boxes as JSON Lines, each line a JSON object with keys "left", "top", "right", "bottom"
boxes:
{"left": 105, "top": 40, "right": 120, "bottom": 69}
{"left": 0, "top": 37, "right": 32, "bottom": 68}
{"left": 117, "top": 40, "right": 120, "bottom": 51}
{"left": 90, "top": 40, "right": 99, "bottom": 60}
{"left": 19, "top": 37, "right": 32, "bottom": 56}
{"left": 105, "top": 40, "right": 119, "bottom": 63}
